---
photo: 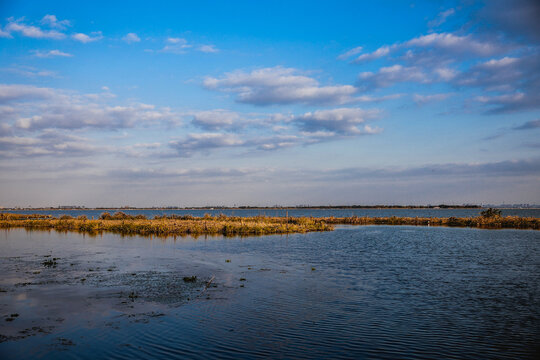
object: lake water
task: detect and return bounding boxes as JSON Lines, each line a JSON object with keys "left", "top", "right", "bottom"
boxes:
{"left": 1, "top": 226, "right": 539, "bottom": 359}
{"left": 6, "top": 208, "right": 540, "bottom": 219}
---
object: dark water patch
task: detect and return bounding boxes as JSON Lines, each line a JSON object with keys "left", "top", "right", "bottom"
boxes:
{"left": 1, "top": 227, "right": 539, "bottom": 359}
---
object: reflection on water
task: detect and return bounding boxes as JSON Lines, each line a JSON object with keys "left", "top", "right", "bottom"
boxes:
{"left": 0, "top": 227, "right": 539, "bottom": 359}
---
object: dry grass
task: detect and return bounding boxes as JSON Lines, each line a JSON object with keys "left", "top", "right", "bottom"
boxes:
{"left": 320, "top": 215, "right": 540, "bottom": 230}
{"left": 0, "top": 213, "right": 538, "bottom": 238}
{"left": 0, "top": 213, "right": 333, "bottom": 237}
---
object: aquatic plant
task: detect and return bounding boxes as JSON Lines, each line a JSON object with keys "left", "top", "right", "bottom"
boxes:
{"left": 480, "top": 208, "right": 502, "bottom": 218}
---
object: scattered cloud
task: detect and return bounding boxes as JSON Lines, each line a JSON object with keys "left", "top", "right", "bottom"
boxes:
{"left": 405, "top": 33, "right": 503, "bottom": 58}
{"left": 352, "top": 32, "right": 503, "bottom": 66}
{"left": 122, "top": 32, "right": 140, "bottom": 43}
{"left": 353, "top": 46, "right": 392, "bottom": 63}
{"left": 358, "top": 65, "right": 430, "bottom": 90}
{"left": 198, "top": 44, "right": 219, "bottom": 53}
{"left": 428, "top": 8, "right": 455, "bottom": 28}
{"left": 463, "top": 52, "right": 540, "bottom": 113}
{"left": 0, "top": 84, "right": 55, "bottom": 103}
{"left": 166, "top": 37, "right": 184, "bottom": 44}
{"left": 33, "top": 49, "right": 73, "bottom": 58}
{"left": 1, "top": 66, "right": 57, "bottom": 78}
{"left": 0, "top": 28, "right": 12, "bottom": 38}
{"left": 4, "top": 17, "right": 66, "bottom": 39}
{"left": 72, "top": 31, "right": 103, "bottom": 43}
{"left": 170, "top": 133, "right": 244, "bottom": 157}
{"left": 513, "top": 119, "right": 540, "bottom": 130}
{"left": 1, "top": 84, "right": 177, "bottom": 131}
{"left": 168, "top": 106, "right": 382, "bottom": 157}
{"left": 40, "top": 14, "right": 70, "bottom": 30}
{"left": 161, "top": 37, "right": 191, "bottom": 53}
{"left": 337, "top": 46, "right": 363, "bottom": 60}
{"left": 0, "top": 131, "right": 105, "bottom": 158}
{"left": 292, "top": 108, "right": 381, "bottom": 135}
{"left": 203, "top": 66, "right": 358, "bottom": 106}
{"left": 191, "top": 110, "right": 241, "bottom": 131}
{"left": 413, "top": 93, "right": 452, "bottom": 105}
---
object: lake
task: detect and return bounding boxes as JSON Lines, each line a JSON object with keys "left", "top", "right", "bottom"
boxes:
{"left": 6, "top": 208, "right": 540, "bottom": 219}
{"left": 1, "top": 224, "right": 539, "bottom": 359}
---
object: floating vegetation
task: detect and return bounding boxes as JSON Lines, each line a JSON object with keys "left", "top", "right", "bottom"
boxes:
{"left": 0, "top": 212, "right": 538, "bottom": 237}
{"left": 42, "top": 259, "right": 58, "bottom": 267}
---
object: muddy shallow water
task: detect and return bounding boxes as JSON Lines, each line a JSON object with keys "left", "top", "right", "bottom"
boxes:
{"left": 1, "top": 226, "right": 539, "bottom": 359}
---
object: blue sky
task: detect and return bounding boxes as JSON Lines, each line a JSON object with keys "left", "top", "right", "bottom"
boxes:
{"left": 0, "top": 0, "right": 539, "bottom": 207}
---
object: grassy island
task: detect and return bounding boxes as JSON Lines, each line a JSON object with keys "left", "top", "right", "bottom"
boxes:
{"left": 320, "top": 215, "right": 540, "bottom": 230}
{"left": 0, "top": 212, "right": 538, "bottom": 237}
{"left": 0, "top": 212, "right": 333, "bottom": 237}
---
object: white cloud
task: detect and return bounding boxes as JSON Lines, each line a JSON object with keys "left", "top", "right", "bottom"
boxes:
{"left": 428, "top": 8, "right": 455, "bottom": 28}
{"left": 293, "top": 108, "right": 381, "bottom": 135}
{"left": 1, "top": 66, "right": 57, "bottom": 78}
{"left": 405, "top": 33, "right": 501, "bottom": 57}
{"left": 170, "top": 133, "right": 244, "bottom": 156}
{"left": 5, "top": 18, "right": 65, "bottom": 39}
{"left": 352, "top": 32, "right": 505, "bottom": 66}
{"left": 337, "top": 46, "right": 363, "bottom": 60}
{"left": 191, "top": 110, "right": 241, "bottom": 130}
{"left": 198, "top": 44, "right": 219, "bottom": 53}
{"left": 0, "top": 28, "right": 12, "bottom": 38}
{"left": 161, "top": 37, "right": 191, "bottom": 53}
{"left": 413, "top": 93, "right": 452, "bottom": 105}
{"left": 0, "top": 84, "right": 55, "bottom": 103}
{"left": 433, "top": 67, "right": 457, "bottom": 81}
{"left": 166, "top": 37, "right": 184, "bottom": 44}
{"left": 359, "top": 65, "right": 430, "bottom": 90}
{"left": 72, "top": 31, "right": 103, "bottom": 43}
{"left": 40, "top": 15, "right": 70, "bottom": 29}
{"left": 204, "top": 66, "right": 358, "bottom": 106}
{"left": 0, "top": 131, "right": 106, "bottom": 157}
{"left": 123, "top": 32, "right": 140, "bottom": 43}
{"left": 1, "top": 84, "right": 178, "bottom": 131}
{"left": 33, "top": 49, "right": 73, "bottom": 58}
{"left": 353, "top": 46, "right": 393, "bottom": 62}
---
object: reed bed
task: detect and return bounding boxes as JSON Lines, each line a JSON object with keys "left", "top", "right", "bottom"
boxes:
{"left": 320, "top": 215, "right": 540, "bottom": 230}
{"left": 0, "top": 213, "right": 538, "bottom": 238}
{"left": 0, "top": 212, "right": 333, "bottom": 237}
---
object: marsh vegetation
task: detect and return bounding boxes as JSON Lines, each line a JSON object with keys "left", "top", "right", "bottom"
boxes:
{"left": 0, "top": 211, "right": 538, "bottom": 238}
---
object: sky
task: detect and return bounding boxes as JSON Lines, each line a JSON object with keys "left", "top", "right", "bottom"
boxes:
{"left": 0, "top": 0, "right": 539, "bottom": 207}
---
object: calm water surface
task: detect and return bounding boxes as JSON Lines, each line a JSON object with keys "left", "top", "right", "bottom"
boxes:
{"left": 0, "top": 226, "right": 539, "bottom": 359}
{"left": 7, "top": 208, "right": 540, "bottom": 218}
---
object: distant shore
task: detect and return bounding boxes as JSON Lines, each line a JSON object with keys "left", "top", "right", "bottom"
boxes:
{"left": 0, "top": 212, "right": 538, "bottom": 236}
{"left": 1, "top": 205, "right": 502, "bottom": 211}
